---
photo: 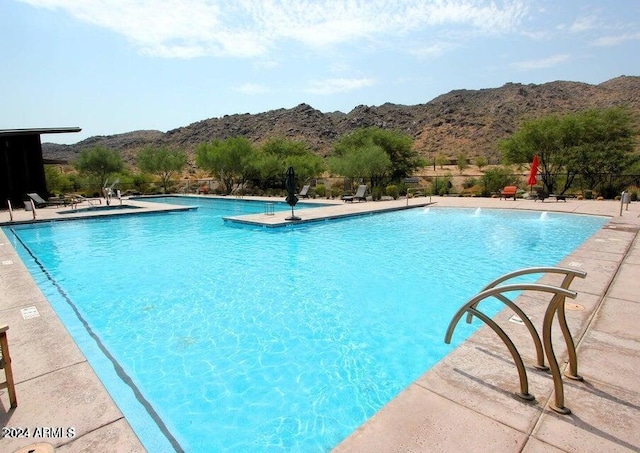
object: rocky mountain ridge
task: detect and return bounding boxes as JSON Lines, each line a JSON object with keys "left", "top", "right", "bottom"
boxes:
{"left": 42, "top": 76, "right": 640, "bottom": 165}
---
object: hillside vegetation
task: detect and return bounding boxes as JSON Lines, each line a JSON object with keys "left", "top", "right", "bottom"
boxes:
{"left": 43, "top": 76, "right": 640, "bottom": 166}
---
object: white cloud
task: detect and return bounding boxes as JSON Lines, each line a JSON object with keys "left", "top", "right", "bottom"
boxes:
{"left": 568, "top": 15, "right": 597, "bottom": 33}
{"left": 409, "top": 42, "right": 458, "bottom": 59}
{"left": 513, "top": 54, "right": 569, "bottom": 70}
{"left": 593, "top": 32, "right": 640, "bottom": 47}
{"left": 305, "top": 77, "right": 376, "bottom": 95}
{"left": 233, "top": 83, "right": 270, "bottom": 94}
{"left": 18, "top": 0, "right": 530, "bottom": 58}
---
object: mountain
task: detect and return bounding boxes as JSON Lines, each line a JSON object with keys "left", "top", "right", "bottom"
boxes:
{"left": 42, "top": 76, "right": 640, "bottom": 165}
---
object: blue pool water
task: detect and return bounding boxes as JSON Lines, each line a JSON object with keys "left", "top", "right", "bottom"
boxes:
{"left": 4, "top": 199, "right": 607, "bottom": 452}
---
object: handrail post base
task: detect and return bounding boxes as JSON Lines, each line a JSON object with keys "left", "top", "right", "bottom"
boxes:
{"left": 550, "top": 405, "right": 571, "bottom": 415}
{"left": 564, "top": 373, "right": 583, "bottom": 381}
{"left": 516, "top": 392, "right": 535, "bottom": 401}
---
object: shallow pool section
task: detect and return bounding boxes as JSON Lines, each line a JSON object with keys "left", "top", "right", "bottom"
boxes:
{"left": 57, "top": 204, "right": 142, "bottom": 214}
{"left": 4, "top": 203, "right": 607, "bottom": 452}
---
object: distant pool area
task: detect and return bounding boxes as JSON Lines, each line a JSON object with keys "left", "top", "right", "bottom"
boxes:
{"left": 3, "top": 201, "right": 608, "bottom": 452}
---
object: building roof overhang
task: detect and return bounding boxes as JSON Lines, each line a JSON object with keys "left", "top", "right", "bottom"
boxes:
{"left": 0, "top": 127, "right": 81, "bottom": 137}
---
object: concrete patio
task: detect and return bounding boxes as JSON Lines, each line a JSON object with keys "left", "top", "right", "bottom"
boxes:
{"left": 1, "top": 195, "right": 638, "bottom": 452}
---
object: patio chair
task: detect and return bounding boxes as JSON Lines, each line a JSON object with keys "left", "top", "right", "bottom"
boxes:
{"left": 26, "top": 192, "right": 65, "bottom": 208}
{"left": 342, "top": 185, "right": 368, "bottom": 202}
{"left": 534, "top": 187, "right": 549, "bottom": 202}
{"left": 0, "top": 324, "right": 17, "bottom": 408}
{"left": 499, "top": 186, "right": 518, "bottom": 200}
{"left": 299, "top": 185, "right": 310, "bottom": 199}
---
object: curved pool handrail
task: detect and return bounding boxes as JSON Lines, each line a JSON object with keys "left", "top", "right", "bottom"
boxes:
{"left": 464, "top": 307, "right": 534, "bottom": 401}
{"left": 485, "top": 292, "right": 549, "bottom": 371}
{"left": 480, "top": 267, "right": 587, "bottom": 293}
{"left": 468, "top": 266, "right": 586, "bottom": 380}
{"left": 445, "top": 283, "right": 577, "bottom": 406}
{"left": 465, "top": 267, "right": 585, "bottom": 326}
{"left": 445, "top": 283, "right": 577, "bottom": 345}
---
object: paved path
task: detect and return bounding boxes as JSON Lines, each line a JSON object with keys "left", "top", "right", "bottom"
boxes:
{"left": 0, "top": 196, "right": 638, "bottom": 452}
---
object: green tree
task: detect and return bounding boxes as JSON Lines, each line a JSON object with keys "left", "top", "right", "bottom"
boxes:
{"left": 500, "top": 115, "right": 565, "bottom": 194}
{"left": 456, "top": 152, "right": 468, "bottom": 174}
{"left": 480, "top": 167, "right": 521, "bottom": 196}
{"left": 333, "top": 127, "right": 419, "bottom": 181}
{"left": 44, "top": 165, "right": 75, "bottom": 195}
{"left": 436, "top": 153, "right": 448, "bottom": 169}
{"left": 567, "top": 108, "right": 637, "bottom": 193}
{"left": 260, "top": 136, "right": 308, "bottom": 158}
{"left": 500, "top": 107, "right": 637, "bottom": 195}
{"left": 250, "top": 137, "right": 325, "bottom": 190}
{"left": 137, "top": 146, "right": 187, "bottom": 193}
{"left": 248, "top": 150, "right": 283, "bottom": 190}
{"left": 130, "top": 173, "right": 153, "bottom": 194}
{"left": 195, "top": 137, "right": 254, "bottom": 194}
{"left": 474, "top": 156, "right": 488, "bottom": 171}
{"left": 283, "top": 153, "right": 325, "bottom": 189}
{"left": 329, "top": 143, "right": 391, "bottom": 190}
{"left": 73, "top": 146, "right": 124, "bottom": 190}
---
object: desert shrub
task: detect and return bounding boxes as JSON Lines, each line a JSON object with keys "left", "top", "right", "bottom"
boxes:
{"left": 599, "top": 181, "right": 627, "bottom": 199}
{"left": 325, "top": 181, "right": 344, "bottom": 198}
{"left": 330, "top": 185, "right": 343, "bottom": 198}
{"left": 386, "top": 184, "right": 399, "bottom": 199}
{"left": 372, "top": 186, "right": 382, "bottom": 200}
{"left": 480, "top": 167, "right": 520, "bottom": 195}
{"left": 462, "top": 177, "right": 477, "bottom": 189}
{"left": 462, "top": 184, "right": 483, "bottom": 196}
{"left": 315, "top": 184, "right": 326, "bottom": 197}
{"left": 44, "top": 166, "right": 75, "bottom": 196}
{"left": 433, "top": 175, "right": 453, "bottom": 196}
{"left": 584, "top": 189, "right": 593, "bottom": 200}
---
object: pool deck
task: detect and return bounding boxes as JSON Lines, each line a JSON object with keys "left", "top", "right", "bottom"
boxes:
{"left": 0, "top": 195, "right": 639, "bottom": 452}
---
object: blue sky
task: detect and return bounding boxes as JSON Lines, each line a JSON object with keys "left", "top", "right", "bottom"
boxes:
{"left": 2, "top": 0, "right": 639, "bottom": 145}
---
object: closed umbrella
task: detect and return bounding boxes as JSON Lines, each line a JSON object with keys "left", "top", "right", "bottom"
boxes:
{"left": 528, "top": 155, "right": 539, "bottom": 193}
{"left": 285, "top": 166, "right": 300, "bottom": 220}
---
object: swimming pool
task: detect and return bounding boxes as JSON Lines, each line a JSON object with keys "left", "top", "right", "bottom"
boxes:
{"left": 4, "top": 200, "right": 607, "bottom": 452}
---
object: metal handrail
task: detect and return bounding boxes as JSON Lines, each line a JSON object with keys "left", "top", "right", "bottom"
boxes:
{"left": 445, "top": 279, "right": 582, "bottom": 414}
{"left": 465, "top": 267, "right": 586, "bottom": 378}
{"left": 479, "top": 267, "right": 586, "bottom": 292}
{"left": 7, "top": 199, "right": 13, "bottom": 222}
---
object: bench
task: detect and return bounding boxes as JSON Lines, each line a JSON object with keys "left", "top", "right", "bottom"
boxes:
{"left": 500, "top": 186, "right": 518, "bottom": 200}
{"left": 549, "top": 193, "right": 569, "bottom": 203}
{"left": 404, "top": 177, "right": 424, "bottom": 197}
{"left": 535, "top": 188, "right": 571, "bottom": 202}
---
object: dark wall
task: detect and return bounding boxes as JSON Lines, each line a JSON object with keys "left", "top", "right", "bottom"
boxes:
{"left": 1, "top": 134, "right": 48, "bottom": 208}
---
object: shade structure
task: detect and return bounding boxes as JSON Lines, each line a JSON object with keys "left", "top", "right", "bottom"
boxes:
{"left": 528, "top": 155, "right": 540, "bottom": 186}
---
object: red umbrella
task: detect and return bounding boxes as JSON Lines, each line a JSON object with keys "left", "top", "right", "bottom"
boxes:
{"left": 527, "top": 155, "right": 539, "bottom": 187}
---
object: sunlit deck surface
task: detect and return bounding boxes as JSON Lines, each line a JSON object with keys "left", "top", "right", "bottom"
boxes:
{"left": 1, "top": 195, "right": 639, "bottom": 452}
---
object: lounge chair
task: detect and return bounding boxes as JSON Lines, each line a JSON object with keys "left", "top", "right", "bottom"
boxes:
{"left": 299, "top": 185, "right": 310, "bottom": 199}
{"left": 534, "top": 187, "right": 549, "bottom": 202}
{"left": 342, "top": 185, "right": 368, "bottom": 202}
{"left": 499, "top": 186, "right": 518, "bottom": 200}
{"left": 69, "top": 194, "right": 103, "bottom": 208}
{"left": 26, "top": 192, "right": 66, "bottom": 208}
